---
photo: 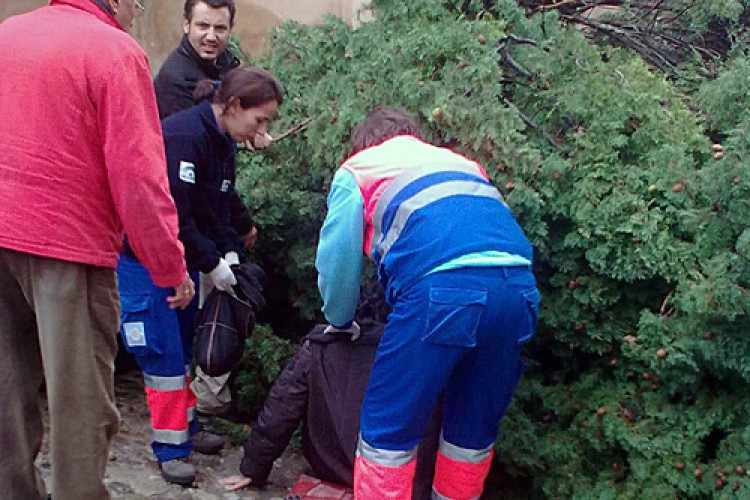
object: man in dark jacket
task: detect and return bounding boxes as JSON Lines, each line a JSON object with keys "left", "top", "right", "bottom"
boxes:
{"left": 154, "top": 0, "right": 239, "bottom": 120}
{"left": 220, "top": 283, "right": 439, "bottom": 500}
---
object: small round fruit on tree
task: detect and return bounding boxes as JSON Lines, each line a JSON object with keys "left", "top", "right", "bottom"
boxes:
{"left": 477, "top": 34, "right": 487, "bottom": 45}
{"left": 656, "top": 348, "right": 668, "bottom": 359}
{"left": 431, "top": 107, "right": 443, "bottom": 121}
{"left": 711, "top": 143, "right": 724, "bottom": 153}
{"left": 735, "top": 465, "right": 746, "bottom": 475}
{"left": 676, "top": 461, "right": 685, "bottom": 471}
{"left": 597, "top": 406, "right": 607, "bottom": 418}
{"left": 713, "top": 151, "right": 725, "bottom": 161}
{"left": 694, "top": 468, "right": 704, "bottom": 480}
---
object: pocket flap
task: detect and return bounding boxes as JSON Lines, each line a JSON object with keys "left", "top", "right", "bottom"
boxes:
{"left": 429, "top": 287, "right": 487, "bottom": 306}
{"left": 120, "top": 294, "right": 149, "bottom": 313}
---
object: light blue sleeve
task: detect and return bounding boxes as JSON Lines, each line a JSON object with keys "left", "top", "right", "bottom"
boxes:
{"left": 315, "top": 169, "right": 364, "bottom": 327}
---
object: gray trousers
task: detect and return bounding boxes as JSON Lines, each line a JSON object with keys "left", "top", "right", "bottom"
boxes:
{"left": 0, "top": 248, "right": 120, "bottom": 500}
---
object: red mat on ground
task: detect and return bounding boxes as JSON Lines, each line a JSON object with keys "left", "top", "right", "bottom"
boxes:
{"left": 286, "top": 473, "right": 354, "bottom": 500}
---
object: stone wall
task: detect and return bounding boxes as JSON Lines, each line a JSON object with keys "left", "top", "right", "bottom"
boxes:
{"left": 0, "top": 0, "right": 371, "bottom": 73}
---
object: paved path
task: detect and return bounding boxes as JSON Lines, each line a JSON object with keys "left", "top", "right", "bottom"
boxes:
{"left": 38, "top": 371, "right": 309, "bottom": 499}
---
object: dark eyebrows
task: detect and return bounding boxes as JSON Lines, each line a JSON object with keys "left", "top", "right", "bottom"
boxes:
{"left": 193, "top": 19, "right": 230, "bottom": 29}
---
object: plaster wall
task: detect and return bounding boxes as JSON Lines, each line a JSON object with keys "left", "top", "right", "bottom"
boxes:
{"left": 0, "top": 0, "right": 371, "bottom": 73}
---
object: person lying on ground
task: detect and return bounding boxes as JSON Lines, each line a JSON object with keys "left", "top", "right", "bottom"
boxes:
{"left": 220, "top": 282, "right": 439, "bottom": 500}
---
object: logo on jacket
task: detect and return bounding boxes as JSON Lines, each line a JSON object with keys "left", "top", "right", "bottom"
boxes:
{"left": 221, "top": 179, "right": 231, "bottom": 192}
{"left": 123, "top": 322, "right": 147, "bottom": 347}
{"left": 179, "top": 161, "right": 196, "bottom": 184}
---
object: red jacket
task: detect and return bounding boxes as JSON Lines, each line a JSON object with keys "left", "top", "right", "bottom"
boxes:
{"left": 0, "top": 0, "right": 186, "bottom": 287}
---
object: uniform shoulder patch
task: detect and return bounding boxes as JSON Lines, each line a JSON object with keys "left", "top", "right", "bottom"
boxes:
{"left": 179, "top": 161, "right": 196, "bottom": 184}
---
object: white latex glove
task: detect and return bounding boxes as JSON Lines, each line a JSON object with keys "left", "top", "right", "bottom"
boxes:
{"left": 209, "top": 258, "right": 237, "bottom": 292}
{"left": 224, "top": 251, "right": 240, "bottom": 267}
{"left": 324, "top": 321, "right": 361, "bottom": 341}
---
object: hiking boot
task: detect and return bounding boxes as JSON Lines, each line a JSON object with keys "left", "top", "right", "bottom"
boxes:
{"left": 159, "top": 457, "right": 195, "bottom": 486}
{"left": 192, "top": 430, "right": 224, "bottom": 454}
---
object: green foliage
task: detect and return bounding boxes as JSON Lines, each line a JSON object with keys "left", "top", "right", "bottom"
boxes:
{"left": 231, "top": 0, "right": 750, "bottom": 496}
{"left": 233, "top": 324, "right": 297, "bottom": 416}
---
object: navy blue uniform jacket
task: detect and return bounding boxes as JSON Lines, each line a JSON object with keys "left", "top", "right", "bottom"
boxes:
{"left": 162, "top": 99, "right": 244, "bottom": 273}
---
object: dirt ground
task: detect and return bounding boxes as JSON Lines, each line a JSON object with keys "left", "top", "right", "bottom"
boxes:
{"left": 38, "top": 370, "right": 310, "bottom": 500}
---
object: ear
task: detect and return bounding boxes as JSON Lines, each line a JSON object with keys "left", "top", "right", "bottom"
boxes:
{"left": 225, "top": 97, "right": 241, "bottom": 115}
{"left": 183, "top": 18, "right": 190, "bottom": 34}
{"left": 107, "top": 0, "right": 119, "bottom": 14}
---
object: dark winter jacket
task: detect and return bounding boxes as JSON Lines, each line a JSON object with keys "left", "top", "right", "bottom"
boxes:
{"left": 153, "top": 35, "right": 240, "bottom": 120}
{"left": 163, "top": 99, "right": 244, "bottom": 273}
{"left": 152, "top": 36, "right": 253, "bottom": 236}
{"left": 239, "top": 284, "right": 439, "bottom": 499}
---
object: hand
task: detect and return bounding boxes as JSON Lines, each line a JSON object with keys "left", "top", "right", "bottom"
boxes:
{"left": 220, "top": 474, "right": 252, "bottom": 491}
{"left": 167, "top": 274, "right": 195, "bottom": 310}
{"left": 241, "top": 227, "right": 258, "bottom": 250}
{"left": 208, "top": 258, "right": 237, "bottom": 292}
{"left": 324, "top": 321, "right": 361, "bottom": 341}
{"left": 224, "top": 251, "right": 240, "bottom": 267}
{"left": 244, "top": 132, "right": 273, "bottom": 151}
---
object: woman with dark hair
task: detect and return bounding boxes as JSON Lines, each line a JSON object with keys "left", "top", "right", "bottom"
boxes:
{"left": 116, "top": 65, "right": 283, "bottom": 486}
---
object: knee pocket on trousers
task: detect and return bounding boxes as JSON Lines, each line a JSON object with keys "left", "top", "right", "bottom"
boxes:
{"left": 422, "top": 287, "right": 487, "bottom": 347}
{"left": 120, "top": 294, "right": 163, "bottom": 357}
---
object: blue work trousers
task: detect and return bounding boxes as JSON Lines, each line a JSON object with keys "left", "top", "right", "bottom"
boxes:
{"left": 361, "top": 266, "right": 540, "bottom": 452}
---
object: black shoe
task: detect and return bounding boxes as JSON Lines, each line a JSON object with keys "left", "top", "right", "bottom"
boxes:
{"left": 192, "top": 430, "right": 224, "bottom": 454}
{"left": 159, "top": 457, "right": 195, "bottom": 486}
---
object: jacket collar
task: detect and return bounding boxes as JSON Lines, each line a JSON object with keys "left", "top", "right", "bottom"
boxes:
{"left": 178, "top": 34, "right": 240, "bottom": 78}
{"left": 50, "top": 0, "right": 123, "bottom": 31}
{"left": 196, "top": 100, "right": 235, "bottom": 151}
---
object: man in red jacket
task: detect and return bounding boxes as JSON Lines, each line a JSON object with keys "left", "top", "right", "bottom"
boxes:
{"left": 0, "top": 1, "right": 194, "bottom": 499}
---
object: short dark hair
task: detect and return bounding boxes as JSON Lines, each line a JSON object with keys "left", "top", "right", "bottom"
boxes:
{"left": 184, "top": 0, "right": 236, "bottom": 26}
{"left": 194, "top": 66, "right": 284, "bottom": 109}
{"left": 349, "top": 106, "right": 422, "bottom": 155}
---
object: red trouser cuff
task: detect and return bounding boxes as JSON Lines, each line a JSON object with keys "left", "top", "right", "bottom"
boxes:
{"left": 433, "top": 449, "right": 494, "bottom": 499}
{"left": 354, "top": 454, "right": 416, "bottom": 500}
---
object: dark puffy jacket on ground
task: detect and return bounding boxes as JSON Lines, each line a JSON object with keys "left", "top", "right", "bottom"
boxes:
{"left": 239, "top": 283, "right": 439, "bottom": 499}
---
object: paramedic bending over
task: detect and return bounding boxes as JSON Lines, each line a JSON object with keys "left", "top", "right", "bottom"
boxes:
{"left": 315, "top": 106, "right": 540, "bottom": 499}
